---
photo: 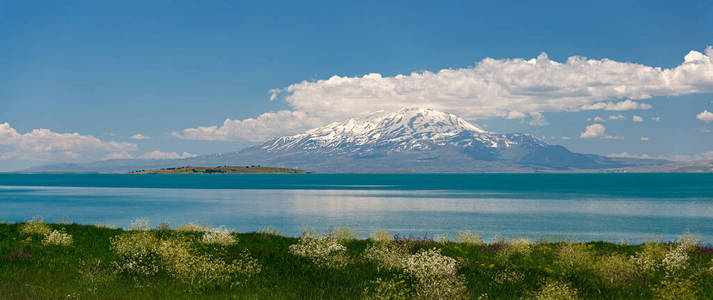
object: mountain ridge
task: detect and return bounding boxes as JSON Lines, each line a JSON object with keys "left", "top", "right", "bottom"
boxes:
{"left": 23, "top": 108, "right": 673, "bottom": 173}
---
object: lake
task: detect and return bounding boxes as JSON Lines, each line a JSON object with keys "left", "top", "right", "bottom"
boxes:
{"left": 2, "top": 173, "right": 713, "bottom": 243}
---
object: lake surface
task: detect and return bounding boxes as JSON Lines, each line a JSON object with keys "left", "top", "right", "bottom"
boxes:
{"left": 2, "top": 173, "right": 713, "bottom": 243}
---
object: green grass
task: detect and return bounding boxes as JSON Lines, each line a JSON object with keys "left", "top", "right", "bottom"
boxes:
{"left": 1, "top": 223, "right": 713, "bottom": 299}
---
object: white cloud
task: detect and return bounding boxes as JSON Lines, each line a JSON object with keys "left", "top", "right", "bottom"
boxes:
{"left": 0, "top": 122, "right": 137, "bottom": 161}
{"left": 579, "top": 124, "right": 622, "bottom": 139}
{"left": 580, "top": 124, "right": 606, "bottom": 138}
{"left": 173, "top": 110, "right": 323, "bottom": 142}
{"left": 280, "top": 47, "right": 712, "bottom": 121}
{"left": 527, "top": 112, "right": 548, "bottom": 126}
{"left": 268, "top": 89, "right": 281, "bottom": 101}
{"left": 580, "top": 100, "right": 652, "bottom": 111}
{"left": 131, "top": 133, "right": 150, "bottom": 140}
{"left": 506, "top": 111, "right": 547, "bottom": 126}
{"left": 632, "top": 115, "right": 644, "bottom": 122}
{"left": 640, "top": 137, "right": 649, "bottom": 141}
{"left": 506, "top": 111, "right": 526, "bottom": 119}
{"left": 178, "top": 47, "right": 713, "bottom": 141}
{"left": 608, "top": 151, "right": 713, "bottom": 162}
{"left": 138, "top": 151, "right": 197, "bottom": 160}
{"left": 651, "top": 116, "right": 661, "bottom": 121}
{"left": 697, "top": 110, "right": 713, "bottom": 122}
{"left": 561, "top": 136, "right": 571, "bottom": 140}
{"left": 588, "top": 116, "right": 605, "bottom": 122}
{"left": 609, "top": 114, "right": 625, "bottom": 120}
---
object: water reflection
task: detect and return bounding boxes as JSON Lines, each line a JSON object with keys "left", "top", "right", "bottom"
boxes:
{"left": 1, "top": 186, "right": 713, "bottom": 243}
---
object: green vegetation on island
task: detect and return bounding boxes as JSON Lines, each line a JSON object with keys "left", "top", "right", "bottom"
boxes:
{"left": 2, "top": 220, "right": 713, "bottom": 299}
{"left": 130, "top": 165, "right": 307, "bottom": 174}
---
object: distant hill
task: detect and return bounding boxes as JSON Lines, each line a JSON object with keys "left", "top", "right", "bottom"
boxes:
{"left": 25, "top": 108, "right": 674, "bottom": 173}
{"left": 130, "top": 166, "right": 307, "bottom": 174}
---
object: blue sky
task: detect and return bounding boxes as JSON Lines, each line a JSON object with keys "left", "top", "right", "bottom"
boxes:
{"left": 1, "top": 0, "right": 713, "bottom": 171}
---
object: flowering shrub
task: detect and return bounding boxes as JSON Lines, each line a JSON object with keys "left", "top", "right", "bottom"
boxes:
{"left": 405, "top": 248, "right": 459, "bottom": 279}
{"left": 111, "top": 232, "right": 159, "bottom": 256}
{"left": 404, "top": 248, "right": 467, "bottom": 299}
{"left": 176, "top": 223, "right": 209, "bottom": 232}
{"left": 535, "top": 281, "right": 579, "bottom": 300}
{"left": 42, "top": 229, "right": 73, "bottom": 246}
{"left": 594, "top": 254, "right": 637, "bottom": 286}
{"left": 498, "top": 237, "right": 532, "bottom": 258}
{"left": 508, "top": 238, "right": 532, "bottom": 254}
{"left": 657, "top": 233, "right": 700, "bottom": 278}
{"left": 157, "top": 239, "right": 260, "bottom": 290}
{"left": 201, "top": 227, "right": 237, "bottom": 246}
{"left": 630, "top": 243, "right": 665, "bottom": 274}
{"left": 363, "top": 242, "right": 409, "bottom": 271}
{"left": 454, "top": 230, "right": 483, "bottom": 245}
{"left": 662, "top": 244, "right": 689, "bottom": 276}
{"left": 93, "top": 223, "right": 117, "bottom": 229}
{"left": 110, "top": 231, "right": 261, "bottom": 289}
{"left": 110, "top": 232, "right": 161, "bottom": 277}
{"left": 676, "top": 233, "right": 700, "bottom": 250}
{"left": 129, "top": 218, "right": 151, "bottom": 231}
{"left": 363, "top": 276, "right": 410, "bottom": 300}
{"left": 434, "top": 234, "right": 449, "bottom": 243}
{"left": 655, "top": 279, "right": 698, "bottom": 300}
{"left": 328, "top": 226, "right": 358, "bottom": 241}
{"left": 288, "top": 234, "right": 348, "bottom": 268}
{"left": 19, "top": 217, "right": 51, "bottom": 236}
{"left": 156, "top": 221, "right": 171, "bottom": 231}
{"left": 370, "top": 230, "right": 393, "bottom": 243}
{"left": 556, "top": 243, "right": 594, "bottom": 273}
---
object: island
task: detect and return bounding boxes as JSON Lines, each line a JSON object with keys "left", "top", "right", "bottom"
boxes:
{"left": 129, "top": 165, "right": 308, "bottom": 174}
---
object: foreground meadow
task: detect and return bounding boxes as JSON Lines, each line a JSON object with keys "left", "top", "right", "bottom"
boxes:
{"left": 1, "top": 220, "right": 713, "bottom": 299}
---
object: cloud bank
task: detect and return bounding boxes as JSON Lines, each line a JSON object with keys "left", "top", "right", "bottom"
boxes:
{"left": 138, "top": 150, "right": 197, "bottom": 159}
{"left": 179, "top": 47, "right": 713, "bottom": 141}
{"left": 0, "top": 122, "right": 137, "bottom": 161}
{"left": 172, "top": 110, "right": 323, "bottom": 142}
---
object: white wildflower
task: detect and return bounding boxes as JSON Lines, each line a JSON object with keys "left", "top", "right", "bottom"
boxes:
{"left": 404, "top": 248, "right": 467, "bottom": 299}
{"left": 405, "top": 248, "right": 458, "bottom": 279}
{"left": 42, "top": 229, "right": 73, "bottom": 246}
{"left": 201, "top": 227, "right": 238, "bottom": 246}
{"left": 129, "top": 218, "right": 151, "bottom": 231}
{"left": 363, "top": 242, "right": 409, "bottom": 271}
{"left": 288, "top": 234, "right": 348, "bottom": 268}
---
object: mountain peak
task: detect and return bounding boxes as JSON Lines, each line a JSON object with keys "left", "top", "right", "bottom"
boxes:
{"left": 256, "top": 107, "right": 530, "bottom": 153}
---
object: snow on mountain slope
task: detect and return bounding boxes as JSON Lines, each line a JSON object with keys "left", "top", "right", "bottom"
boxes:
{"left": 256, "top": 107, "right": 546, "bottom": 154}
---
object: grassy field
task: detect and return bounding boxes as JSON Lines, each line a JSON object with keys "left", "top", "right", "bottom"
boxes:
{"left": 1, "top": 221, "right": 713, "bottom": 299}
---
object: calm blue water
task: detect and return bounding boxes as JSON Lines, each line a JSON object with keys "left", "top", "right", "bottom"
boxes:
{"left": 2, "top": 173, "right": 713, "bottom": 243}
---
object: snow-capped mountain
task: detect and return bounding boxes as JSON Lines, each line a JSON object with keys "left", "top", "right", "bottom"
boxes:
{"left": 24, "top": 108, "right": 669, "bottom": 173}
{"left": 252, "top": 108, "right": 546, "bottom": 160}
{"left": 234, "top": 108, "right": 662, "bottom": 172}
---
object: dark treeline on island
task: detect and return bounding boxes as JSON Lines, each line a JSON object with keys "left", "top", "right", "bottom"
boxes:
{"left": 129, "top": 166, "right": 308, "bottom": 174}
